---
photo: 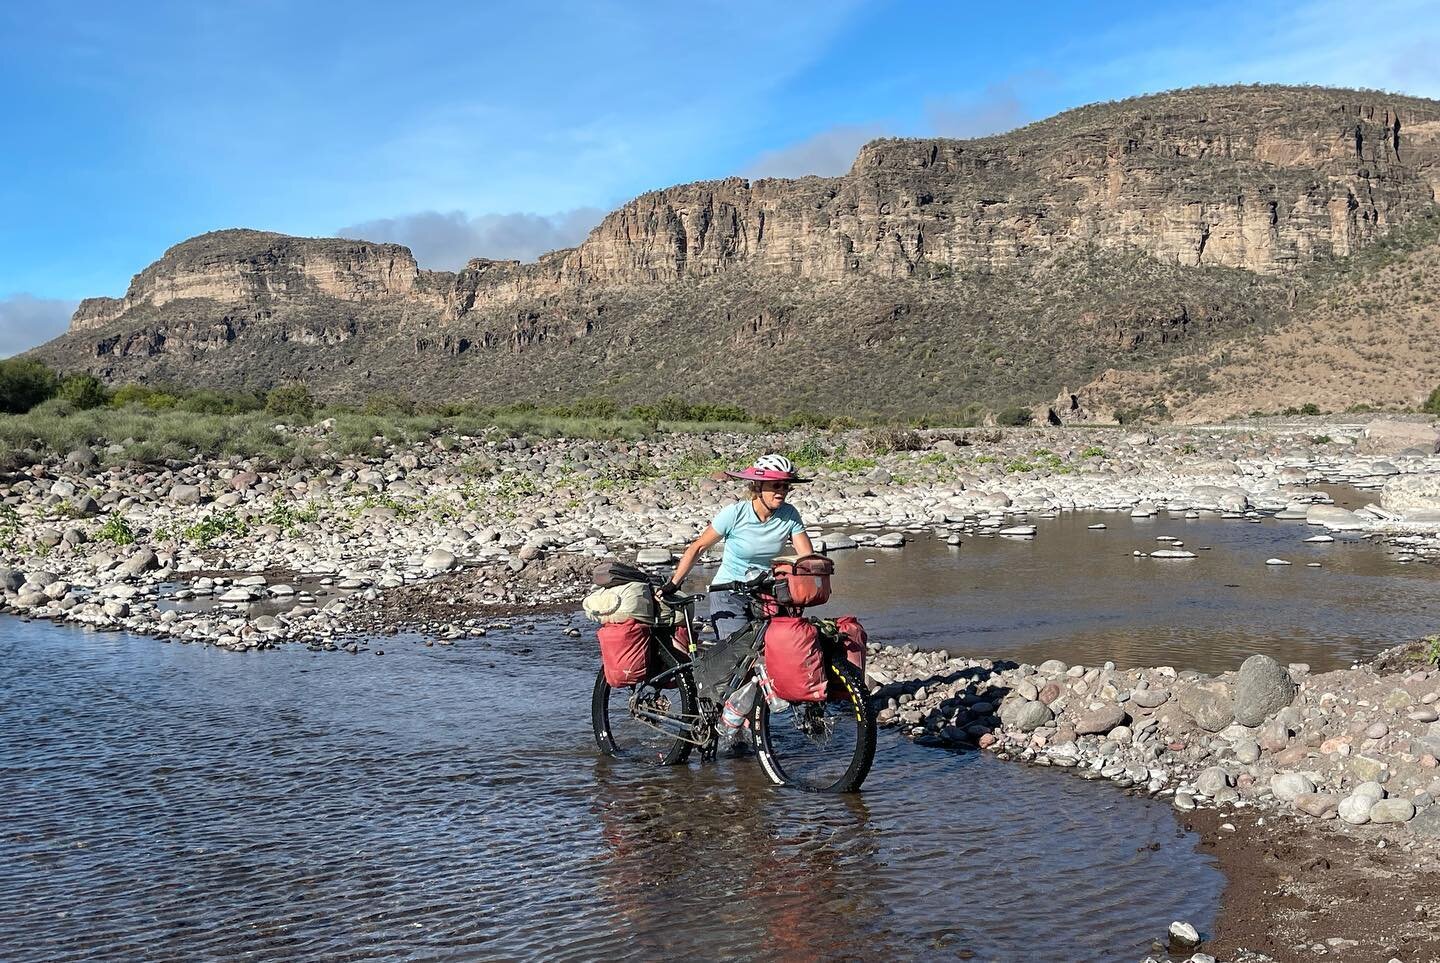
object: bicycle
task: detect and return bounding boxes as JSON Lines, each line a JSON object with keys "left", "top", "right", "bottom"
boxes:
{"left": 590, "top": 569, "right": 877, "bottom": 793}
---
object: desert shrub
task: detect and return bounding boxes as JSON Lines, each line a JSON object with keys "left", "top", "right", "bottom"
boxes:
{"left": 361, "top": 392, "right": 417, "bottom": 417}
{"left": 860, "top": 426, "right": 925, "bottom": 454}
{"left": 995, "top": 406, "right": 1033, "bottom": 426}
{"left": 0, "top": 358, "right": 59, "bottom": 414}
{"left": 265, "top": 383, "right": 316, "bottom": 420}
{"left": 1299, "top": 402, "right": 1321, "bottom": 416}
{"left": 57, "top": 374, "right": 109, "bottom": 410}
{"left": 776, "top": 410, "right": 832, "bottom": 430}
{"left": 1423, "top": 385, "right": 1440, "bottom": 415}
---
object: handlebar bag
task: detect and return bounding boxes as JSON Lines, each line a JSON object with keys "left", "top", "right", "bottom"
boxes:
{"left": 597, "top": 619, "right": 652, "bottom": 687}
{"left": 583, "top": 581, "right": 656, "bottom": 624}
{"left": 769, "top": 554, "right": 834, "bottom": 610}
{"left": 764, "top": 616, "right": 827, "bottom": 702}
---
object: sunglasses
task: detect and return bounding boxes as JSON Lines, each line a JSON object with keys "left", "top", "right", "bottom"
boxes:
{"left": 758, "top": 482, "right": 792, "bottom": 493}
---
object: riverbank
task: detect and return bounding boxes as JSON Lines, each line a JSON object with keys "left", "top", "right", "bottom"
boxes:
{"left": 3, "top": 416, "right": 1439, "bottom": 647}
{"left": 868, "top": 637, "right": 1440, "bottom": 962}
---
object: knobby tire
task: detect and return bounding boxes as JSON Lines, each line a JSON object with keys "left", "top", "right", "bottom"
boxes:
{"left": 591, "top": 643, "right": 696, "bottom": 766}
{"left": 755, "top": 658, "right": 876, "bottom": 793}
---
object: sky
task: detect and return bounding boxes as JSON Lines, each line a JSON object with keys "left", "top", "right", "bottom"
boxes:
{"left": 2, "top": 0, "right": 1438, "bottom": 356}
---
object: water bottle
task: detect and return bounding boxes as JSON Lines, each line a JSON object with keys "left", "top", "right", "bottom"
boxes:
{"left": 716, "top": 680, "right": 758, "bottom": 749}
{"left": 755, "top": 661, "right": 790, "bottom": 714}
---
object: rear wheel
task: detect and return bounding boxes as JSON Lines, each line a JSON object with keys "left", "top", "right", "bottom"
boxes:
{"left": 755, "top": 659, "right": 876, "bottom": 793}
{"left": 592, "top": 644, "right": 698, "bottom": 766}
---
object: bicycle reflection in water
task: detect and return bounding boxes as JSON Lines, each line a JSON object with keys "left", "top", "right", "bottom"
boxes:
{"left": 588, "top": 760, "right": 888, "bottom": 958}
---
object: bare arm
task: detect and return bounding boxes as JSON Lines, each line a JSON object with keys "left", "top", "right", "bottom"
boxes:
{"left": 792, "top": 531, "right": 814, "bottom": 556}
{"left": 669, "top": 525, "right": 723, "bottom": 588}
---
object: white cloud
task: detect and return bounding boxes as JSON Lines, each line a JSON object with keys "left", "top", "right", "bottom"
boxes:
{"left": 0, "top": 294, "right": 78, "bottom": 358}
{"left": 336, "top": 208, "right": 606, "bottom": 270}
{"left": 743, "top": 123, "right": 890, "bottom": 178}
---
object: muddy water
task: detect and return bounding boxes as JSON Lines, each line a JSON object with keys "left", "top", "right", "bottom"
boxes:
{"left": 803, "top": 501, "right": 1440, "bottom": 674}
{"left": 0, "top": 620, "right": 1221, "bottom": 962}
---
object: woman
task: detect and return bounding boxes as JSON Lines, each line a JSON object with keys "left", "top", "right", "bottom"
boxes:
{"left": 663, "top": 453, "right": 813, "bottom": 642}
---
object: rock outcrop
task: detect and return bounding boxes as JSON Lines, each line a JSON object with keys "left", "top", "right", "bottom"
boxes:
{"left": 33, "top": 85, "right": 1440, "bottom": 415}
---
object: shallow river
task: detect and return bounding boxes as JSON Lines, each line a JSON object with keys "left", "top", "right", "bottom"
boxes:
{"left": 1, "top": 620, "right": 1220, "bottom": 962}
{"left": 808, "top": 497, "right": 1440, "bottom": 673}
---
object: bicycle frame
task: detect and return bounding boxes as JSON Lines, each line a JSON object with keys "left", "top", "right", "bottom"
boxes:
{"left": 619, "top": 586, "right": 770, "bottom": 747}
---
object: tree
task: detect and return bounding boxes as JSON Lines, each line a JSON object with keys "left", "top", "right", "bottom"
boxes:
{"left": 0, "top": 358, "right": 59, "bottom": 414}
{"left": 57, "top": 374, "right": 109, "bottom": 409}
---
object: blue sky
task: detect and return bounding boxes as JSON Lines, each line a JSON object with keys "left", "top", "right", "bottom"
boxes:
{"left": 3, "top": 0, "right": 1438, "bottom": 355}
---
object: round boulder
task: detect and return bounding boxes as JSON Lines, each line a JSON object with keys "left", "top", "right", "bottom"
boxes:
{"left": 1014, "top": 701, "right": 1054, "bottom": 732}
{"left": 1178, "top": 684, "right": 1234, "bottom": 733}
{"left": 1270, "top": 772, "right": 1315, "bottom": 802}
{"left": 1233, "top": 654, "right": 1298, "bottom": 727}
{"left": 1195, "top": 766, "right": 1234, "bottom": 797}
{"left": 1074, "top": 704, "right": 1128, "bottom": 736}
{"left": 1369, "top": 798, "right": 1417, "bottom": 824}
{"left": 1338, "top": 795, "right": 1374, "bottom": 825}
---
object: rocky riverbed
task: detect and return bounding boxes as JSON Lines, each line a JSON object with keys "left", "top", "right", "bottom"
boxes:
{"left": 3, "top": 416, "right": 1439, "bottom": 648}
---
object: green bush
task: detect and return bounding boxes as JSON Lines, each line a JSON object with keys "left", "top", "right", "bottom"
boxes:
{"left": 57, "top": 374, "right": 109, "bottom": 410}
{"left": 180, "top": 388, "right": 262, "bottom": 414}
{"left": 1423, "top": 385, "right": 1440, "bottom": 415}
{"left": 0, "top": 358, "right": 59, "bottom": 414}
{"left": 626, "top": 396, "right": 751, "bottom": 424}
{"left": 265, "top": 383, "right": 316, "bottom": 420}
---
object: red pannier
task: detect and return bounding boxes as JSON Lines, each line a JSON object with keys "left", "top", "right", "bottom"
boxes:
{"left": 765, "top": 554, "right": 834, "bottom": 614}
{"left": 829, "top": 615, "right": 868, "bottom": 700}
{"left": 764, "top": 616, "right": 827, "bottom": 702}
{"left": 597, "top": 619, "right": 651, "bottom": 687}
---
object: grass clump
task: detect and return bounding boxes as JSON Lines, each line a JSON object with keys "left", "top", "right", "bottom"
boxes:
{"left": 94, "top": 514, "right": 136, "bottom": 546}
{"left": 183, "top": 512, "right": 248, "bottom": 547}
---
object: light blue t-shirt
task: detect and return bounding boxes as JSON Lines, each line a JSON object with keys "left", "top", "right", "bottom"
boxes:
{"left": 710, "top": 500, "right": 805, "bottom": 584}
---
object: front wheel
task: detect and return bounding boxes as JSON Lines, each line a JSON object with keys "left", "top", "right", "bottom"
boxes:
{"left": 755, "top": 659, "right": 876, "bottom": 793}
{"left": 592, "top": 644, "right": 698, "bottom": 766}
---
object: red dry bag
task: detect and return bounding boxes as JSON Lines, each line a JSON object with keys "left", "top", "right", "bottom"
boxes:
{"left": 597, "top": 619, "right": 651, "bottom": 687}
{"left": 764, "top": 616, "right": 827, "bottom": 702}
{"left": 829, "top": 615, "right": 868, "bottom": 699}
{"left": 835, "top": 615, "right": 867, "bottom": 674}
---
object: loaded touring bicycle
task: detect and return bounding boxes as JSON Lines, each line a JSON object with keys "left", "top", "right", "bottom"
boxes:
{"left": 587, "top": 556, "right": 877, "bottom": 793}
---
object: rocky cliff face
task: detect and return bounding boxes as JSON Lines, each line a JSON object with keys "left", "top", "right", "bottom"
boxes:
{"left": 69, "top": 230, "right": 441, "bottom": 332}
{"left": 36, "top": 85, "right": 1440, "bottom": 417}
{"left": 552, "top": 88, "right": 1440, "bottom": 289}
